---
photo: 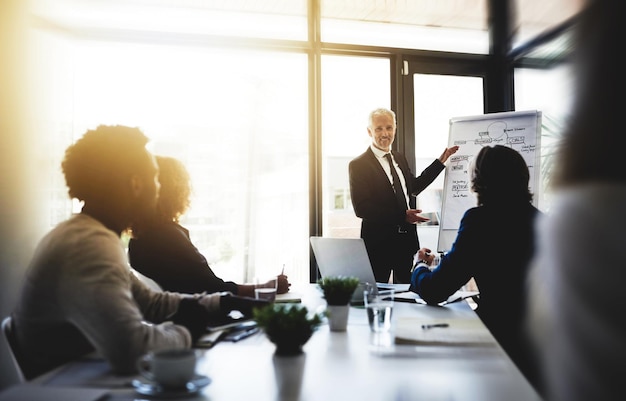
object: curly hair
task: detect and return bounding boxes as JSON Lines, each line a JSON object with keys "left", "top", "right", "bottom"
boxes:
{"left": 155, "top": 156, "right": 192, "bottom": 223}
{"left": 62, "top": 125, "right": 151, "bottom": 203}
{"left": 470, "top": 145, "right": 533, "bottom": 206}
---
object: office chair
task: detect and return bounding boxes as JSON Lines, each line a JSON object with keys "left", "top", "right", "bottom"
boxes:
{"left": 2, "top": 316, "right": 26, "bottom": 382}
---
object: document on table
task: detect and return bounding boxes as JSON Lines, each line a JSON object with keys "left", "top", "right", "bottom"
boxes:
{"left": 394, "top": 316, "right": 493, "bottom": 346}
{"left": 275, "top": 292, "right": 302, "bottom": 303}
{"left": 394, "top": 290, "right": 479, "bottom": 306}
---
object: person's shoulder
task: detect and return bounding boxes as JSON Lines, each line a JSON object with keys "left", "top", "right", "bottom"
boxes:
{"left": 156, "top": 220, "right": 189, "bottom": 235}
{"left": 141, "top": 222, "right": 195, "bottom": 252}
{"left": 456, "top": 207, "right": 484, "bottom": 228}
{"left": 139, "top": 220, "right": 190, "bottom": 239}
{"left": 43, "top": 215, "right": 127, "bottom": 275}
{"left": 461, "top": 206, "right": 482, "bottom": 218}
{"left": 57, "top": 214, "right": 118, "bottom": 240}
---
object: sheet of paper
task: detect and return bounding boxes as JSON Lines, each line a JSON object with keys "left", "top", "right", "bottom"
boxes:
{"left": 0, "top": 384, "right": 108, "bottom": 401}
{"left": 443, "top": 290, "right": 479, "bottom": 305}
{"left": 418, "top": 211, "right": 439, "bottom": 226}
{"left": 376, "top": 283, "right": 409, "bottom": 292}
{"left": 394, "top": 290, "right": 479, "bottom": 306}
{"left": 275, "top": 292, "right": 302, "bottom": 303}
{"left": 394, "top": 316, "right": 494, "bottom": 346}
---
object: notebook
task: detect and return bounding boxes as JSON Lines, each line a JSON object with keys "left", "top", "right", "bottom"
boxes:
{"left": 310, "top": 237, "right": 383, "bottom": 305}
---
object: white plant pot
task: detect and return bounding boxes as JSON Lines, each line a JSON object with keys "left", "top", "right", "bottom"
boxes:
{"left": 326, "top": 304, "right": 350, "bottom": 332}
{"left": 272, "top": 353, "right": 306, "bottom": 400}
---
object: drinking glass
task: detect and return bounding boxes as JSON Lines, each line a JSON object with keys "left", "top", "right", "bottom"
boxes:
{"left": 363, "top": 285, "right": 394, "bottom": 333}
{"left": 254, "top": 277, "right": 278, "bottom": 302}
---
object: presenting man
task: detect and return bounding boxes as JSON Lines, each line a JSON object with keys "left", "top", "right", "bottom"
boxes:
{"left": 349, "top": 108, "right": 458, "bottom": 284}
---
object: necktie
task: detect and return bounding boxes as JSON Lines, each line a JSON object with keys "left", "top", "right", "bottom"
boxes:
{"left": 384, "top": 153, "right": 408, "bottom": 211}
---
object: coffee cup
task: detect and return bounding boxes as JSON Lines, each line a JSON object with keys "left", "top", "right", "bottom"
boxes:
{"left": 137, "top": 348, "right": 198, "bottom": 389}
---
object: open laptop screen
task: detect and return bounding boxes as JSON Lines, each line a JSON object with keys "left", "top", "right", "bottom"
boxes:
{"left": 310, "top": 237, "right": 381, "bottom": 305}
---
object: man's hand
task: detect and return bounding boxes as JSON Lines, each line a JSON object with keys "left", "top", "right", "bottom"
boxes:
{"left": 406, "top": 209, "right": 430, "bottom": 224}
{"left": 417, "top": 248, "right": 435, "bottom": 265}
{"left": 438, "top": 145, "right": 460, "bottom": 164}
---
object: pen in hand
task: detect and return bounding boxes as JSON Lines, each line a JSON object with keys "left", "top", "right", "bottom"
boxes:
{"left": 421, "top": 323, "right": 449, "bottom": 329}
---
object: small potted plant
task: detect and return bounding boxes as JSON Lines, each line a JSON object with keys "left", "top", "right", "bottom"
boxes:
{"left": 253, "top": 304, "right": 323, "bottom": 356}
{"left": 317, "top": 275, "right": 360, "bottom": 332}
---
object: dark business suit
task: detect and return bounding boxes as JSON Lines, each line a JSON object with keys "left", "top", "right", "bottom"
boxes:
{"left": 349, "top": 147, "right": 445, "bottom": 283}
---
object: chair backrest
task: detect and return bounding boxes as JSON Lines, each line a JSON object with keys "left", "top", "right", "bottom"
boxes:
{"left": 2, "top": 316, "right": 26, "bottom": 382}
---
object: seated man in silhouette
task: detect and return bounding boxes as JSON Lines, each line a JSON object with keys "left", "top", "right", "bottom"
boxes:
{"left": 12, "top": 125, "right": 266, "bottom": 379}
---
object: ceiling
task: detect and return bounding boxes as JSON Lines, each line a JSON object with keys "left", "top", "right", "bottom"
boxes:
{"left": 30, "top": 0, "right": 586, "bottom": 53}
{"left": 123, "top": 0, "right": 585, "bottom": 38}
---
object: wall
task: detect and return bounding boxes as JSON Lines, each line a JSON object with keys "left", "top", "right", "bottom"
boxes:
{"left": 0, "top": 0, "right": 48, "bottom": 390}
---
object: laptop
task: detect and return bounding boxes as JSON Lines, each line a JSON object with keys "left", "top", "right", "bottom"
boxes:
{"left": 310, "top": 237, "right": 395, "bottom": 305}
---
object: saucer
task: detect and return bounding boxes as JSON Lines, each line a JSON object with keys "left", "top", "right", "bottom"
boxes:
{"left": 132, "top": 374, "right": 211, "bottom": 398}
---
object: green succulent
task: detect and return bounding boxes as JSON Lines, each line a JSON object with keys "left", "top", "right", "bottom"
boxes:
{"left": 317, "top": 275, "right": 360, "bottom": 305}
{"left": 253, "top": 304, "right": 323, "bottom": 356}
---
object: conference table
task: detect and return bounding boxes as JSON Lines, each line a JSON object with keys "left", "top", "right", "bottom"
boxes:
{"left": 3, "top": 284, "right": 543, "bottom": 401}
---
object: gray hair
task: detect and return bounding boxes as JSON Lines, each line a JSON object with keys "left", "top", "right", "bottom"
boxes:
{"left": 368, "top": 108, "right": 396, "bottom": 128}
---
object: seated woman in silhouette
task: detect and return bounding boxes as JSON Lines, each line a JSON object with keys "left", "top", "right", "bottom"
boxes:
{"left": 129, "top": 155, "right": 290, "bottom": 297}
{"left": 410, "top": 145, "right": 542, "bottom": 392}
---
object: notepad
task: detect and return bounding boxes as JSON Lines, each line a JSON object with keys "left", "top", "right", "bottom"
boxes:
{"left": 394, "top": 317, "right": 493, "bottom": 346}
{"left": 275, "top": 292, "right": 302, "bottom": 303}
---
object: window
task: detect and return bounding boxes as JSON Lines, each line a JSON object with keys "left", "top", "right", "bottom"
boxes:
{"left": 515, "top": 64, "right": 575, "bottom": 212}
{"left": 321, "top": 55, "right": 390, "bottom": 238}
{"left": 46, "top": 39, "right": 310, "bottom": 285}
{"left": 25, "top": 0, "right": 580, "bottom": 286}
{"left": 412, "top": 74, "right": 484, "bottom": 251}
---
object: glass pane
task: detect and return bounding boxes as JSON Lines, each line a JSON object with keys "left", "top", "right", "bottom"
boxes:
{"left": 515, "top": 65, "right": 575, "bottom": 212}
{"left": 321, "top": 0, "right": 489, "bottom": 54}
{"left": 321, "top": 55, "right": 390, "bottom": 238}
{"left": 59, "top": 41, "right": 310, "bottom": 285}
{"left": 413, "top": 74, "right": 483, "bottom": 251}
{"left": 514, "top": 0, "right": 585, "bottom": 47}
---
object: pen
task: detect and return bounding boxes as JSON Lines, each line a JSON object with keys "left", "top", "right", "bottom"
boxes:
{"left": 421, "top": 323, "right": 449, "bottom": 329}
{"left": 281, "top": 264, "right": 285, "bottom": 276}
